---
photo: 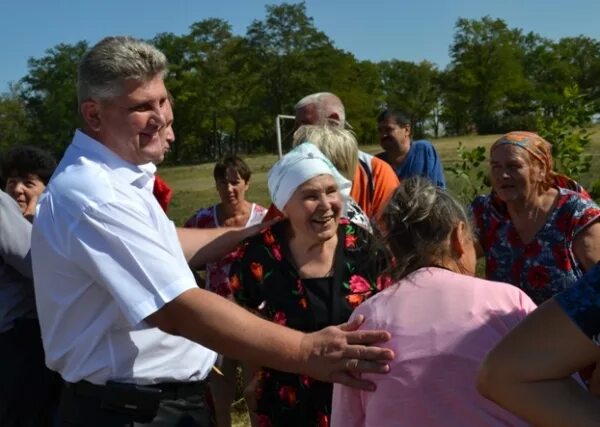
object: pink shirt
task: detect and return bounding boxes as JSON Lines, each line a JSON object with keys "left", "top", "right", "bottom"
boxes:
{"left": 332, "top": 267, "right": 536, "bottom": 427}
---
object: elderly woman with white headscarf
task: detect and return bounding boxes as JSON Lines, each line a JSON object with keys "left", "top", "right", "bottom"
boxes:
{"left": 230, "top": 143, "right": 388, "bottom": 427}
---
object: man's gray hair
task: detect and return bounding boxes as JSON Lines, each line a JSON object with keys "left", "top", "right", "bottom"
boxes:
{"left": 295, "top": 92, "right": 346, "bottom": 127}
{"left": 77, "top": 36, "right": 168, "bottom": 104}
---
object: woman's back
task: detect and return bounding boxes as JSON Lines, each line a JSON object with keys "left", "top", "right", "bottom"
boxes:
{"left": 332, "top": 267, "right": 536, "bottom": 427}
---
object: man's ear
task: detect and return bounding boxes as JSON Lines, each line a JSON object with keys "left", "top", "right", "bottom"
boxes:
{"left": 327, "top": 112, "right": 341, "bottom": 126}
{"left": 80, "top": 100, "right": 102, "bottom": 132}
{"left": 450, "top": 221, "right": 467, "bottom": 257}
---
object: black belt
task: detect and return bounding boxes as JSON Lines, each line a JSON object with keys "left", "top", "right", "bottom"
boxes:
{"left": 66, "top": 378, "right": 209, "bottom": 401}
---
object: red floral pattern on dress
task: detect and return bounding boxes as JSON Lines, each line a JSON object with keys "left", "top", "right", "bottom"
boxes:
{"left": 376, "top": 273, "right": 393, "bottom": 290}
{"left": 349, "top": 274, "right": 371, "bottom": 293}
{"left": 345, "top": 234, "right": 357, "bottom": 249}
{"left": 230, "top": 218, "right": 387, "bottom": 425}
{"left": 273, "top": 311, "right": 287, "bottom": 325}
{"left": 258, "top": 414, "right": 272, "bottom": 427}
{"left": 346, "top": 293, "right": 365, "bottom": 308}
{"left": 301, "top": 375, "right": 312, "bottom": 388}
{"left": 278, "top": 385, "right": 298, "bottom": 406}
{"left": 471, "top": 188, "right": 600, "bottom": 304}
{"left": 527, "top": 265, "right": 550, "bottom": 289}
{"left": 317, "top": 413, "right": 329, "bottom": 427}
{"left": 271, "top": 244, "right": 282, "bottom": 262}
{"left": 250, "top": 262, "right": 264, "bottom": 282}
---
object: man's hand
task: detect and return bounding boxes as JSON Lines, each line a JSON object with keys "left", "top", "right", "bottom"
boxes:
{"left": 300, "top": 314, "right": 393, "bottom": 390}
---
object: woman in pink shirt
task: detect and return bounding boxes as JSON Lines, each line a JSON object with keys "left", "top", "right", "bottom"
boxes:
{"left": 331, "top": 177, "right": 537, "bottom": 427}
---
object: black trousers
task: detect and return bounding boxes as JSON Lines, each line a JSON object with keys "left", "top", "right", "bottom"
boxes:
{"left": 0, "top": 319, "right": 62, "bottom": 427}
{"left": 58, "top": 380, "right": 215, "bottom": 427}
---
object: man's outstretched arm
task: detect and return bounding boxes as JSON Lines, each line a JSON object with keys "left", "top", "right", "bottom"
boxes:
{"left": 146, "top": 287, "right": 393, "bottom": 390}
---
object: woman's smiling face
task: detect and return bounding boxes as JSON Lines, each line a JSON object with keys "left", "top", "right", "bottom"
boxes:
{"left": 283, "top": 174, "right": 342, "bottom": 244}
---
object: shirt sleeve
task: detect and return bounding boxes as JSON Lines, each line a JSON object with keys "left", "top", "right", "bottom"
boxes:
{"left": 423, "top": 142, "right": 446, "bottom": 188}
{"left": 568, "top": 194, "right": 600, "bottom": 238}
{"left": 68, "top": 200, "right": 197, "bottom": 325}
{"left": 0, "top": 192, "right": 33, "bottom": 279}
{"left": 370, "top": 157, "right": 400, "bottom": 219}
{"left": 555, "top": 262, "right": 600, "bottom": 345}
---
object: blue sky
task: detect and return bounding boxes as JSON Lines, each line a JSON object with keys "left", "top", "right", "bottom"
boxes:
{"left": 2, "top": 0, "right": 599, "bottom": 93}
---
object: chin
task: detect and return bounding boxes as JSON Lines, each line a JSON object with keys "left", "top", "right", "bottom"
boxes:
{"left": 314, "top": 227, "right": 338, "bottom": 242}
{"left": 496, "top": 191, "right": 521, "bottom": 203}
{"left": 380, "top": 140, "right": 396, "bottom": 152}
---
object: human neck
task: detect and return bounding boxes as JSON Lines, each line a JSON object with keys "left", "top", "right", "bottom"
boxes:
{"left": 287, "top": 225, "right": 338, "bottom": 278}
{"left": 430, "top": 257, "right": 470, "bottom": 276}
{"left": 504, "top": 188, "right": 556, "bottom": 218}
{"left": 384, "top": 141, "right": 411, "bottom": 168}
{"left": 218, "top": 201, "right": 251, "bottom": 226}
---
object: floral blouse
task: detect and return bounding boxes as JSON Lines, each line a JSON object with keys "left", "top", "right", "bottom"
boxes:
{"left": 471, "top": 188, "right": 600, "bottom": 304}
{"left": 183, "top": 203, "right": 266, "bottom": 297}
{"left": 230, "top": 218, "right": 389, "bottom": 427}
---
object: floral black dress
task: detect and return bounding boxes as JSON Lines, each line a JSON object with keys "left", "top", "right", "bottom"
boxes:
{"left": 230, "top": 218, "right": 388, "bottom": 427}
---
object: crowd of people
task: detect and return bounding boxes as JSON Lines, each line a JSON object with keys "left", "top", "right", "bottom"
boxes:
{"left": 2, "top": 35, "right": 600, "bottom": 427}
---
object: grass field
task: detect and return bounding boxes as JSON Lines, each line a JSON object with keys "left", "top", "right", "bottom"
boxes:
{"left": 158, "top": 127, "right": 600, "bottom": 426}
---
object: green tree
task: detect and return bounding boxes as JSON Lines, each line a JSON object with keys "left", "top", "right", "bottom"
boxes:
{"left": 379, "top": 60, "right": 441, "bottom": 138}
{"left": 554, "top": 36, "right": 600, "bottom": 102}
{"left": 536, "top": 85, "right": 595, "bottom": 183}
{"left": 446, "top": 16, "right": 529, "bottom": 133}
{"left": 0, "top": 84, "right": 31, "bottom": 152}
{"left": 20, "top": 41, "right": 87, "bottom": 157}
{"left": 246, "top": 2, "right": 337, "bottom": 149}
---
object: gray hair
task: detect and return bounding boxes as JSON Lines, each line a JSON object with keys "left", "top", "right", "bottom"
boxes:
{"left": 380, "top": 177, "right": 473, "bottom": 280}
{"left": 77, "top": 36, "right": 168, "bottom": 104}
{"left": 295, "top": 92, "right": 346, "bottom": 127}
{"left": 292, "top": 125, "right": 358, "bottom": 181}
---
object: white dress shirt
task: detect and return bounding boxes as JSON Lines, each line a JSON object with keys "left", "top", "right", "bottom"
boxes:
{"left": 32, "top": 130, "right": 216, "bottom": 385}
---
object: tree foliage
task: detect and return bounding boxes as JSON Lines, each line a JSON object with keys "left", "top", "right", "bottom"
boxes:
{"left": 1, "top": 8, "right": 599, "bottom": 169}
{"left": 0, "top": 84, "right": 31, "bottom": 152}
{"left": 379, "top": 60, "right": 440, "bottom": 138}
{"left": 19, "top": 41, "right": 88, "bottom": 157}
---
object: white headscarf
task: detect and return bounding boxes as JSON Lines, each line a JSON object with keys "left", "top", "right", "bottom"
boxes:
{"left": 267, "top": 142, "right": 351, "bottom": 212}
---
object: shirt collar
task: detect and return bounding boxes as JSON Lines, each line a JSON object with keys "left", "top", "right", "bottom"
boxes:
{"left": 72, "top": 130, "right": 156, "bottom": 189}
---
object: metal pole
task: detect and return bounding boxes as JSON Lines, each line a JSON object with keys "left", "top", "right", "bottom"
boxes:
{"left": 276, "top": 114, "right": 295, "bottom": 159}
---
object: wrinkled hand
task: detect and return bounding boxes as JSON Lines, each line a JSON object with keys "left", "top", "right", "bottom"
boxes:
{"left": 300, "top": 314, "right": 393, "bottom": 390}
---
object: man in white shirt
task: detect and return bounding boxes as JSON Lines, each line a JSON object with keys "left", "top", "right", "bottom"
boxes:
{"left": 31, "top": 36, "right": 393, "bottom": 426}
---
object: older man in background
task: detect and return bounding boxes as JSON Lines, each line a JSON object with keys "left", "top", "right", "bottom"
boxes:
{"left": 295, "top": 92, "right": 400, "bottom": 220}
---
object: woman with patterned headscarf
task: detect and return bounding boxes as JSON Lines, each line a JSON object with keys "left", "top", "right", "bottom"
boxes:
{"left": 230, "top": 142, "right": 388, "bottom": 427}
{"left": 471, "top": 131, "right": 600, "bottom": 305}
